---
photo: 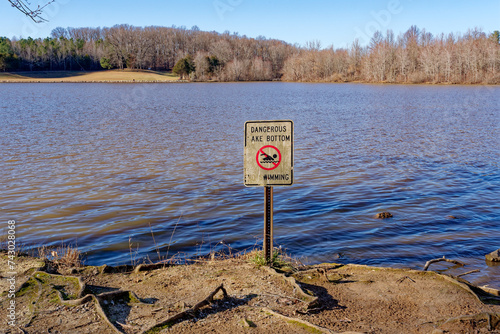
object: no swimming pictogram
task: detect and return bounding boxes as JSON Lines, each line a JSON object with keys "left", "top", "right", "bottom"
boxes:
{"left": 256, "top": 145, "right": 281, "bottom": 170}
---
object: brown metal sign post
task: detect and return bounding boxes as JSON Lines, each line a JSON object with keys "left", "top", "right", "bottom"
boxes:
{"left": 244, "top": 120, "right": 293, "bottom": 264}
{"left": 264, "top": 186, "right": 273, "bottom": 262}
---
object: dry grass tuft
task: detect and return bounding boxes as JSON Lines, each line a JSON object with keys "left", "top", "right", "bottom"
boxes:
{"left": 37, "top": 243, "right": 82, "bottom": 268}
{"left": 58, "top": 246, "right": 82, "bottom": 268}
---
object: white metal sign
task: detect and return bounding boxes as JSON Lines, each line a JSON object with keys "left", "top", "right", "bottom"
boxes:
{"left": 244, "top": 120, "right": 294, "bottom": 186}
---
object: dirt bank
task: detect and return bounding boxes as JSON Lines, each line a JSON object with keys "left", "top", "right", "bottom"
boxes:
{"left": 1, "top": 252, "right": 500, "bottom": 333}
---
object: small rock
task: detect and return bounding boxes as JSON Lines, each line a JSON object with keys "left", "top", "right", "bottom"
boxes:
{"left": 375, "top": 212, "right": 393, "bottom": 219}
{"left": 175, "top": 301, "right": 187, "bottom": 311}
{"left": 485, "top": 249, "right": 500, "bottom": 262}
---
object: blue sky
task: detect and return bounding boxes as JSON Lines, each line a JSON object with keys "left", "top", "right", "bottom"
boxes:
{"left": 0, "top": 0, "right": 499, "bottom": 47}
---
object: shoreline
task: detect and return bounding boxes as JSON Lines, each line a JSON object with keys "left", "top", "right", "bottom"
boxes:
{"left": 1, "top": 70, "right": 499, "bottom": 85}
{"left": 1, "top": 250, "right": 499, "bottom": 333}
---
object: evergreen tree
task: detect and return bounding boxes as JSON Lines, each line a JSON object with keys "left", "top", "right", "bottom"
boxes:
{"left": 490, "top": 31, "right": 500, "bottom": 44}
{"left": 208, "top": 56, "right": 220, "bottom": 74}
{"left": 100, "top": 57, "right": 113, "bottom": 70}
{"left": 172, "top": 55, "right": 195, "bottom": 79}
{"left": 0, "top": 37, "right": 18, "bottom": 71}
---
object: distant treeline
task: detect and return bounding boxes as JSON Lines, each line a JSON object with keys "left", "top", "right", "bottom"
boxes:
{"left": 0, "top": 25, "right": 499, "bottom": 84}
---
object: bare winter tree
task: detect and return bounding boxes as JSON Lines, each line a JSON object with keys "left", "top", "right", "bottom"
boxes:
{"left": 7, "top": 0, "right": 54, "bottom": 22}
{"left": 2, "top": 21, "right": 498, "bottom": 83}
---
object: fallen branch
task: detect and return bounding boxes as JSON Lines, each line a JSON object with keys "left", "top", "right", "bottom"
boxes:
{"left": 191, "top": 283, "right": 228, "bottom": 310}
{"left": 456, "top": 269, "right": 480, "bottom": 278}
{"left": 423, "top": 256, "right": 465, "bottom": 271}
{"left": 140, "top": 284, "right": 228, "bottom": 333}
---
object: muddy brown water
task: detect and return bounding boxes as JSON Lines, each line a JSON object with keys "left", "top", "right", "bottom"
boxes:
{"left": 1, "top": 82, "right": 499, "bottom": 288}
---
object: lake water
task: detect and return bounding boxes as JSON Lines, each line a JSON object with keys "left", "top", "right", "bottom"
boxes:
{"left": 1, "top": 82, "right": 499, "bottom": 288}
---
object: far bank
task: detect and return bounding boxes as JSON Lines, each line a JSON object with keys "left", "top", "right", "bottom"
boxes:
{"left": 1, "top": 70, "right": 500, "bottom": 84}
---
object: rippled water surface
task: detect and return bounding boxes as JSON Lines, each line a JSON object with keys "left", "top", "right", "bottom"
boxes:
{"left": 1, "top": 83, "right": 499, "bottom": 287}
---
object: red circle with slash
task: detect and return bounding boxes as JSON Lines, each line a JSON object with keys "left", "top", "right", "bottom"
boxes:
{"left": 256, "top": 145, "right": 281, "bottom": 170}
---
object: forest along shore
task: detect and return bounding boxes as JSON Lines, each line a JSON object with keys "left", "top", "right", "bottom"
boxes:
{"left": 1, "top": 250, "right": 500, "bottom": 333}
{"left": 1, "top": 25, "right": 500, "bottom": 84}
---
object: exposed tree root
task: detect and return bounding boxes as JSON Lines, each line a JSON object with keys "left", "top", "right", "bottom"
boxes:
{"left": 13, "top": 262, "right": 233, "bottom": 334}
{"left": 140, "top": 283, "right": 228, "bottom": 334}
{"left": 133, "top": 263, "right": 174, "bottom": 274}
{"left": 438, "top": 312, "right": 500, "bottom": 331}
{"left": 23, "top": 276, "right": 43, "bottom": 328}
{"left": 262, "top": 307, "right": 364, "bottom": 334}
{"left": 480, "top": 286, "right": 500, "bottom": 297}
{"left": 96, "top": 262, "right": 175, "bottom": 274}
{"left": 9, "top": 257, "right": 500, "bottom": 333}
{"left": 260, "top": 265, "right": 320, "bottom": 310}
{"left": 57, "top": 285, "right": 143, "bottom": 333}
{"left": 262, "top": 307, "right": 333, "bottom": 333}
{"left": 438, "top": 274, "right": 482, "bottom": 302}
{"left": 16, "top": 271, "right": 140, "bottom": 333}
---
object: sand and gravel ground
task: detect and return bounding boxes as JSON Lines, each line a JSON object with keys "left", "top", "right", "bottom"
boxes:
{"left": 1, "top": 251, "right": 500, "bottom": 334}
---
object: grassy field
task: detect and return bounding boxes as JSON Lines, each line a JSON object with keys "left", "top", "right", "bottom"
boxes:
{"left": 0, "top": 69, "right": 180, "bottom": 82}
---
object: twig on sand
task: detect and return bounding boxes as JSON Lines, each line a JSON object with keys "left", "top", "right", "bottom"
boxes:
{"left": 397, "top": 276, "right": 416, "bottom": 283}
{"left": 423, "top": 256, "right": 465, "bottom": 271}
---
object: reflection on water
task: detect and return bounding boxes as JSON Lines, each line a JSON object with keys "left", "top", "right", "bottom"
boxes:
{"left": 1, "top": 83, "right": 499, "bottom": 287}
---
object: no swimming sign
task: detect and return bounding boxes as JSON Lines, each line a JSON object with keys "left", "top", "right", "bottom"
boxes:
{"left": 244, "top": 120, "right": 294, "bottom": 187}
